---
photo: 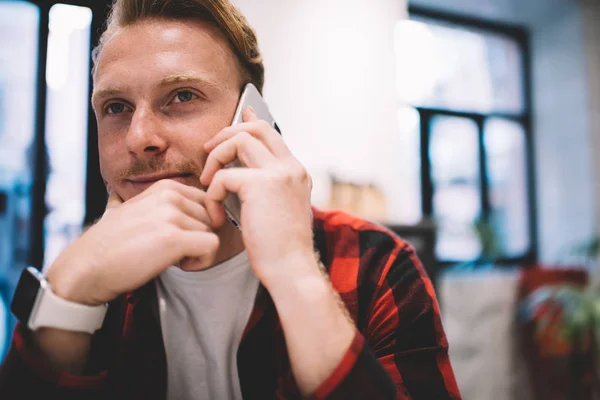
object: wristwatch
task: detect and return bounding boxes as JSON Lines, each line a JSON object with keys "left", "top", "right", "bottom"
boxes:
{"left": 11, "top": 267, "right": 108, "bottom": 334}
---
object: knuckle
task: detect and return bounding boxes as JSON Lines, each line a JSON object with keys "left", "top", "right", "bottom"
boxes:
{"left": 158, "top": 188, "right": 179, "bottom": 204}
{"left": 275, "top": 165, "right": 306, "bottom": 185}
{"left": 292, "top": 164, "right": 309, "bottom": 182}
{"left": 155, "top": 226, "right": 173, "bottom": 244}
{"left": 264, "top": 170, "right": 286, "bottom": 187}
{"left": 159, "top": 225, "right": 180, "bottom": 245}
{"left": 154, "top": 179, "right": 174, "bottom": 190}
{"left": 161, "top": 205, "right": 181, "bottom": 225}
{"left": 236, "top": 131, "right": 252, "bottom": 144}
{"left": 212, "top": 169, "right": 225, "bottom": 183}
{"left": 203, "top": 233, "right": 220, "bottom": 250}
{"left": 257, "top": 120, "right": 271, "bottom": 132}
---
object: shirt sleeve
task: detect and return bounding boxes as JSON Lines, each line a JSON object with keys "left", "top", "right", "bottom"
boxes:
{"left": 310, "top": 240, "right": 462, "bottom": 400}
{"left": 0, "top": 324, "right": 109, "bottom": 399}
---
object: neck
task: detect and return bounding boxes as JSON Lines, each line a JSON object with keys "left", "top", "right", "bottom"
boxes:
{"left": 213, "top": 218, "right": 245, "bottom": 265}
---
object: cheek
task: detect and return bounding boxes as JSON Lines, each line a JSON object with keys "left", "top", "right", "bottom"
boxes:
{"left": 98, "top": 154, "right": 115, "bottom": 186}
{"left": 173, "top": 128, "right": 211, "bottom": 170}
{"left": 98, "top": 138, "right": 126, "bottom": 183}
{"left": 169, "top": 110, "right": 233, "bottom": 164}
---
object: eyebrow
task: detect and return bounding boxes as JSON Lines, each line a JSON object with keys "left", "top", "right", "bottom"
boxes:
{"left": 160, "top": 74, "right": 223, "bottom": 90}
{"left": 91, "top": 74, "right": 223, "bottom": 105}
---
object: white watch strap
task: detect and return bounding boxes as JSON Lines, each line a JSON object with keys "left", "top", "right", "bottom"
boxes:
{"left": 29, "top": 288, "right": 108, "bottom": 334}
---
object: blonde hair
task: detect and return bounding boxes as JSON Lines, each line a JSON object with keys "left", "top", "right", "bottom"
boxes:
{"left": 92, "top": 0, "right": 264, "bottom": 92}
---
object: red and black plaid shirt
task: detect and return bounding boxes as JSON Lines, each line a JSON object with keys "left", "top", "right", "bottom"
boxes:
{"left": 0, "top": 208, "right": 461, "bottom": 399}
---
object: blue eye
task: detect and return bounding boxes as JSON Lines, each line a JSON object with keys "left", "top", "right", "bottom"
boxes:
{"left": 106, "top": 103, "right": 126, "bottom": 114}
{"left": 173, "top": 90, "right": 197, "bottom": 103}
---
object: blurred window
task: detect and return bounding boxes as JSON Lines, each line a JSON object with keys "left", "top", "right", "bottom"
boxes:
{"left": 396, "top": 106, "right": 423, "bottom": 224}
{"left": 0, "top": 0, "right": 40, "bottom": 360}
{"left": 430, "top": 116, "right": 482, "bottom": 260}
{"left": 0, "top": 0, "right": 95, "bottom": 363}
{"left": 43, "top": 4, "right": 92, "bottom": 270}
{"left": 402, "top": 17, "right": 524, "bottom": 114}
{"left": 396, "top": 9, "right": 533, "bottom": 263}
{"left": 485, "top": 118, "right": 530, "bottom": 256}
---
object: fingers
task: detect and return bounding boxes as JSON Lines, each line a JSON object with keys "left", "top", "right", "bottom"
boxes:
{"left": 243, "top": 106, "right": 259, "bottom": 122}
{"left": 131, "top": 179, "right": 208, "bottom": 206}
{"left": 172, "top": 214, "right": 213, "bottom": 233}
{"left": 205, "top": 201, "right": 227, "bottom": 231}
{"left": 177, "top": 231, "right": 220, "bottom": 259}
{"left": 171, "top": 231, "right": 220, "bottom": 272}
{"left": 204, "top": 106, "right": 289, "bottom": 158}
{"left": 146, "top": 181, "right": 222, "bottom": 232}
{"left": 175, "top": 196, "right": 212, "bottom": 226}
{"left": 200, "top": 132, "right": 276, "bottom": 187}
{"left": 179, "top": 257, "right": 214, "bottom": 272}
{"left": 107, "top": 180, "right": 219, "bottom": 230}
{"left": 204, "top": 168, "right": 262, "bottom": 228}
{"left": 167, "top": 196, "right": 214, "bottom": 231}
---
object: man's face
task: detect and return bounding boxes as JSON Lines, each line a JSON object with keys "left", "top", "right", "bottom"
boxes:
{"left": 92, "top": 18, "right": 243, "bottom": 200}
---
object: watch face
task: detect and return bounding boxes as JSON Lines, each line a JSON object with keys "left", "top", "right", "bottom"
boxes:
{"left": 11, "top": 267, "right": 42, "bottom": 323}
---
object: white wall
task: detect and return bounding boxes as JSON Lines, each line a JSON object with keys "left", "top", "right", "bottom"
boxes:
{"left": 230, "top": 0, "right": 598, "bottom": 259}
{"left": 581, "top": 1, "right": 600, "bottom": 255}
{"left": 231, "top": 0, "right": 410, "bottom": 222}
{"left": 410, "top": 0, "right": 597, "bottom": 262}
{"left": 530, "top": 4, "right": 596, "bottom": 262}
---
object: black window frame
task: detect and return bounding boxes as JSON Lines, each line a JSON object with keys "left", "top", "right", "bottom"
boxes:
{"left": 408, "top": 6, "right": 538, "bottom": 266}
{"left": 24, "top": 0, "right": 110, "bottom": 270}
{"left": 0, "top": 0, "right": 109, "bottom": 361}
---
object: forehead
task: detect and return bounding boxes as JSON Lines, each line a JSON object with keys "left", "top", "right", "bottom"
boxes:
{"left": 94, "top": 18, "right": 241, "bottom": 93}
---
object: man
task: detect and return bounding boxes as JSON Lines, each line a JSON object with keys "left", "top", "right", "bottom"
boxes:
{"left": 0, "top": 0, "right": 460, "bottom": 399}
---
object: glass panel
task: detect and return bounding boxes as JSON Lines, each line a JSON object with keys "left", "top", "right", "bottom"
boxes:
{"left": 394, "top": 20, "right": 438, "bottom": 107}
{"left": 430, "top": 116, "right": 482, "bottom": 260}
{"left": 0, "top": 289, "right": 6, "bottom": 359}
{"left": 395, "top": 17, "right": 524, "bottom": 114}
{"left": 395, "top": 106, "right": 422, "bottom": 224}
{"left": 43, "top": 4, "right": 92, "bottom": 271}
{"left": 485, "top": 118, "right": 530, "bottom": 257}
{"left": 0, "top": 0, "right": 40, "bottom": 361}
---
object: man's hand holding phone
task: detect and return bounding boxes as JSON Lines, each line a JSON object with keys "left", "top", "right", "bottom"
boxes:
{"left": 201, "top": 106, "right": 356, "bottom": 396}
{"left": 201, "top": 106, "right": 315, "bottom": 288}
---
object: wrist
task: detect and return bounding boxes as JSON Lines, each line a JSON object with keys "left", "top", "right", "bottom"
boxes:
{"left": 263, "top": 253, "right": 336, "bottom": 319}
{"left": 46, "top": 260, "right": 99, "bottom": 307}
{"left": 260, "top": 250, "right": 324, "bottom": 296}
{"left": 261, "top": 252, "right": 356, "bottom": 396}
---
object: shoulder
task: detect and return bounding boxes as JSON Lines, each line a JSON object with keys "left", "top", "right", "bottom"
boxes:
{"left": 312, "top": 206, "right": 412, "bottom": 265}
{"left": 311, "top": 206, "right": 439, "bottom": 335}
{"left": 312, "top": 206, "right": 406, "bottom": 257}
{"left": 311, "top": 206, "right": 430, "bottom": 295}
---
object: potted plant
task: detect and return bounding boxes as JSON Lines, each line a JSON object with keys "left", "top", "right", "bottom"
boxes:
{"left": 517, "top": 237, "right": 600, "bottom": 400}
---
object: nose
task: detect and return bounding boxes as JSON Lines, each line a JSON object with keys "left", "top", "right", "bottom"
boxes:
{"left": 125, "top": 105, "right": 168, "bottom": 158}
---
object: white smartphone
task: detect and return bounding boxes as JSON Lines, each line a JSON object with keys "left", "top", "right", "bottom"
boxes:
{"left": 223, "top": 83, "right": 279, "bottom": 230}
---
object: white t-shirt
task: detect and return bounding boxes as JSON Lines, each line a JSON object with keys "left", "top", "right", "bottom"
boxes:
{"left": 155, "top": 251, "right": 259, "bottom": 400}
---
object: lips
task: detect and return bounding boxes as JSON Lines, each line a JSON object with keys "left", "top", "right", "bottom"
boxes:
{"left": 128, "top": 172, "right": 193, "bottom": 183}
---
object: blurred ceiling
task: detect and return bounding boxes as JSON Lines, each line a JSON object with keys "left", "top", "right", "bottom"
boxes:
{"left": 408, "top": 0, "right": 580, "bottom": 27}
